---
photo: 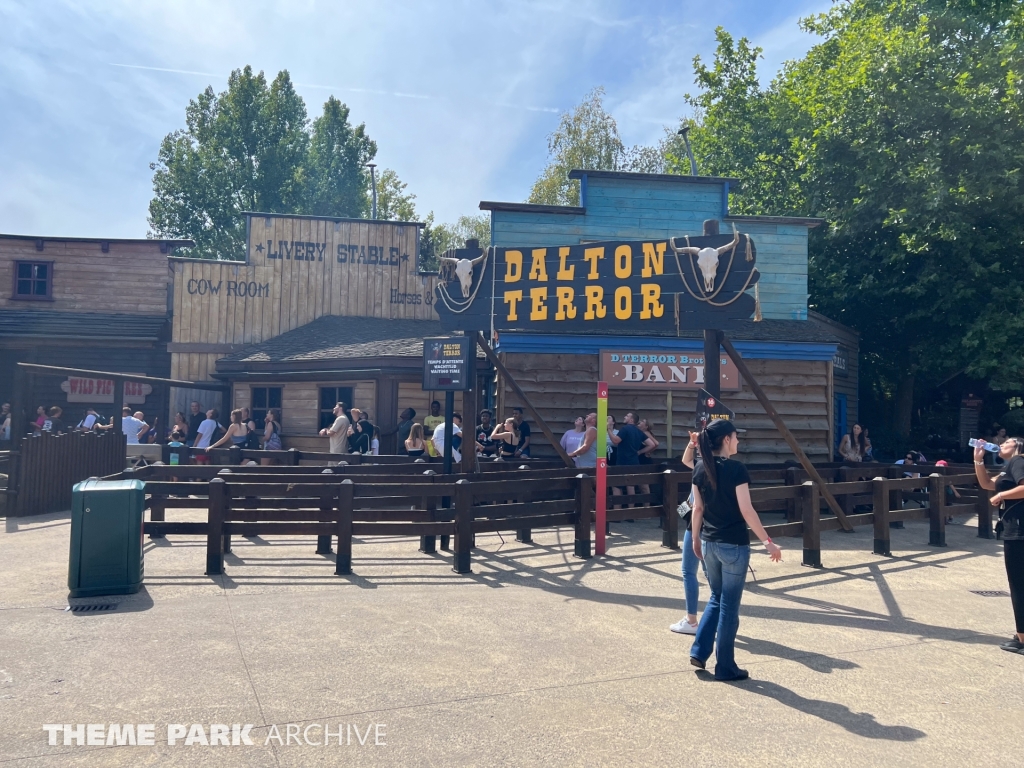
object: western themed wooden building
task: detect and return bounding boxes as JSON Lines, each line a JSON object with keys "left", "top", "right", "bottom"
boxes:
{"left": 0, "top": 233, "right": 189, "bottom": 432}
{"left": 167, "top": 214, "right": 482, "bottom": 454}
{"left": 157, "top": 171, "right": 858, "bottom": 463}
{"left": 1, "top": 170, "right": 857, "bottom": 462}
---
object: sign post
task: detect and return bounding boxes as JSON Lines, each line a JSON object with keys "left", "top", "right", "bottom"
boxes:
{"left": 595, "top": 380, "right": 608, "bottom": 556}
{"left": 423, "top": 337, "right": 473, "bottom": 477}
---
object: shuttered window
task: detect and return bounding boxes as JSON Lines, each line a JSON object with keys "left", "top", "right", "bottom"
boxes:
{"left": 13, "top": 261, "right": 53, "bottom": 300}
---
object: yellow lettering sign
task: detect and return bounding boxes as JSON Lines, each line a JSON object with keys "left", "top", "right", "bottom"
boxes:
{"left": 505, "top": 251, "right": 523, "bottom": 283}
{"left": 614, "top": 286, "right": 632, "bottom": 320}
{"left": 614, "top": 244, "right": 632, "bottom": 279}
{"left": 503, "top": 290, "right": 523, "bottom": 320}
{"left": 584, "top": 285, "right": 606, "bottom": 320}
{"left": 583, "top": 247, "right": 604, "bottom": 280}
{"left": 641, "top": 242, "right": 665, "bottom": 278}
{"left": 555, "top": 287, "right": 576, "bottom": 320}
{"left": 530, "top": 287, "right": 549, "bottom": 320}
{"left": 528, "top": 249, "right": 548, "bottom": 282}
{"left": 639, "top": 283, "right": 664, "bottom": 319}
{"left": 556, "top": 247, "right": 575, "bottom": 281}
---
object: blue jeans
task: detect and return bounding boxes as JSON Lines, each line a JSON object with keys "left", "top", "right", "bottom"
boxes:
{"left": 690, "top": 540, "right": 750, "bottom": 679}
{"left": 681, "top": 529, "right": 707, "bottom": 616}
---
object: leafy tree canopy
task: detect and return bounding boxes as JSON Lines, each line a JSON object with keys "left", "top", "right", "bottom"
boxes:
{"left": 528, "top": 87, "right": 665, "bottom": 205}
{"left": 149, "top": 66, "right": 376, "bottom": 259}
{"left": 669, "top": 2, "right": 1024, "bottom": 433}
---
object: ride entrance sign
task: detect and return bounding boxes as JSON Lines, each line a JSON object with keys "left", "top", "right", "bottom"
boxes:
{"left": 422, "top": 337, "right": 472, "bottom": 391}
{"left": 432, "top": 229, "right": 759, "bottom": 333}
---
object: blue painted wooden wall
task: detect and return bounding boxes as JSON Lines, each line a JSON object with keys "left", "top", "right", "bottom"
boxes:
{"left": 488, "top": 174, "right": 809, "bottom": 321}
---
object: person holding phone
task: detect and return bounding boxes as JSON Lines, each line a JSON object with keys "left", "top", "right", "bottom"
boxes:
{"left": 689, "top": 419, "right": 783, "bottom": 681}
{"left": 973, "top": 435, "right": 1024, "bottom": 654}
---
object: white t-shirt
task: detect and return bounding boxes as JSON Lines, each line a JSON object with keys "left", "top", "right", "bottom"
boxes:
{"left": 432, "top": 422, "right": 462, "bottom": 463}
{"left": 195, "top": 418, "right": 218, "bottom": 449}
{"left": 122, "top": 416, "right": 145, "bottom": 445}
{"left": 328, "top": 415, "right": 350, "bottom": 454}
{"left": 78, "top": 414, "right": 97, "bottom": 430}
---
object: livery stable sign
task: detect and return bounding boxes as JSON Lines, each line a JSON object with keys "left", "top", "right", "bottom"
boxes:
{"left": 432, "top": 228, "right": 759, "bottom": 333}
{"left": 599, "top": 350, "right": 740, "bottom": 391}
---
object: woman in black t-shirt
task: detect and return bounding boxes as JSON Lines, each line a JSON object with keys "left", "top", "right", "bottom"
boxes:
{"left": 689, "top": 419, "right": 783, "bottom": 681}
{"left": 973, "top": 436, "right": 1024, "bottom": 654}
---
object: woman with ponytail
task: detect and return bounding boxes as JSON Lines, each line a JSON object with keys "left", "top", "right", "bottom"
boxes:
{"left": 689, "top": 419, "right": 783, "bottom": 681}
{"left": 973, "top": 435, "right": 1024, "bottom": 654}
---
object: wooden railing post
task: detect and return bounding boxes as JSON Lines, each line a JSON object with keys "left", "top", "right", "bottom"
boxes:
{"left": 335, "top": 480, "right": 354, "bottom": 575}
{"left": 661, "top": 469, "right": 679, "bottom": 550}
{"left": 286, "top": 448, "right": 299, "bottom": 466}
{"left": 316, "top": 469, "right": 334, "bottom": 554}
{"left": 453, "top": 479, "right": 473, "bottom": 574}
{"left": 419, "top": 470, "right": 438, "bottom": 553}
{"left": 206, "top": 478, "right": 226, "bottom": 575}
{"left": 785, "top": 466, "right": 800, "bottom": 522}
{"left": 574, "top": 473, "right": 592, "bottom": 559}
{"left": 872, "top": 477, "right": 891, "bottom": 556}
{"left": 801, "top": 480, "right": 822, "bottom": 567}
{"left": 928, "top": 473, "right": 946, "bottom": 547}
{"left": 976, "top": 484, "right": 994, "bottom": 539}
{"left": 516, "top": 465, "right": 533, "bottom": 544}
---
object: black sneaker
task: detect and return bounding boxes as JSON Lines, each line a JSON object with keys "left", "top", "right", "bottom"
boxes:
{"left": 716, "top": 669, "right": 750, "bottom": 682}
{"left": 999, "top": 637, "right": 1024, "bottom": 654}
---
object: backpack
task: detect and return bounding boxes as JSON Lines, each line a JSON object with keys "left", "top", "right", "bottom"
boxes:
{"left": 243, "top": 425, "right": 261, "bottom": 450}
{"left": 264, "top": 422, "right": 282, "bottom": 451}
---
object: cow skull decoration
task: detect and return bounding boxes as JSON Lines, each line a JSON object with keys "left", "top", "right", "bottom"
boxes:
{"left": 671, "top": 226, "right": 740, "bottom": 293}
{"left": 439, "top": 251, "right": 488, "bottom": 298}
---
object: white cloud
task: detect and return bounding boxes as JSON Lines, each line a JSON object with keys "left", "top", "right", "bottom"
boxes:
{"left": 0, "top": 0, "right": 828, "bottom": 238}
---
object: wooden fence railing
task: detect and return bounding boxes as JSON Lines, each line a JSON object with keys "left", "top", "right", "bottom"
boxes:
{"left": 6, "top": 431, "right": 127, "bottom": 516}
{"left": 133, "top": 464, "right": 990, "bottom": 576}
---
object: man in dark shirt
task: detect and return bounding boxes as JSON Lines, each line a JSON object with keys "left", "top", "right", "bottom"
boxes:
{"left": 396, "top": 408, "right": 416, "bottom": 454}
{"left": 188, "top": 401, "right": 205, "bottom": 441}
{"left": 608, "top": 412, "right": 655, "bottom": 504}
{"left": 475, "top": 409, "right": 496, "bottom": 457}
{"left": 512, "top": 407, "right": 531, "bottom": 458}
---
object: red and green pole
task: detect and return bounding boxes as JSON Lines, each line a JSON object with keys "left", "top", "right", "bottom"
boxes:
{"left": 596, "top": 380, "right": 608, "bottom": 555}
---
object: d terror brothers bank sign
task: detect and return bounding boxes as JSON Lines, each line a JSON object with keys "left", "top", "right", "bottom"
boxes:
{"left": 433, "top": 228, "right": 759, "bottom": 332}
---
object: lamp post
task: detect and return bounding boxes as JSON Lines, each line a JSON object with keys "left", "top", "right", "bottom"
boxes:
{"left": 366, "top": 163, "right": 378, "bottom": 220}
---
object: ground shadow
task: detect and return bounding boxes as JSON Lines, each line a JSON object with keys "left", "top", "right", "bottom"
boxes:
{"left": 700, "top": 675, "right": 926, "bottom": 741}
{"left": 66, "top": 585, "right": 155, "bottom": 614}
{"left": 733, "top": 636, "right": 859, "bottom": 672}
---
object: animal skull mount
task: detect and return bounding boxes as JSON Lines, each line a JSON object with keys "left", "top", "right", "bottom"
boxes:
{"left": 439, "top": 250, "right": 487, "bottom": 298}
{"left": 673, "top": 227, "right": 740, "bottom": 293}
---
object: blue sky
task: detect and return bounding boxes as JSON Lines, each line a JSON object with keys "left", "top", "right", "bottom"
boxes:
{"left": 0, "top": 0, "right": 830, "bottom": 238}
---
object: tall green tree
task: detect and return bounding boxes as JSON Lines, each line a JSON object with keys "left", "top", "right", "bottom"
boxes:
{"left": 374, "top": 168, "right": 419, "bottom": 221}
{"left": 529, "top": 87, "right": 660, "bottom": 206}
{"left": 303, "top": 96, "right": 376, "bottom": 218}
{"left": 149, "top": 67, "right": 376, "bottom": 259}
{"left": 681, "top": 4, "right": 1024, "bottom": 436}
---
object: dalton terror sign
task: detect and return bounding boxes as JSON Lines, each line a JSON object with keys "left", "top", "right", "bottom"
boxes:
{"left": 433, "top": 228, "right": 759, "bottom": 332}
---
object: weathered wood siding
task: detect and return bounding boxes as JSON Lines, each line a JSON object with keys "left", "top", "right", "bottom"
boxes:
{"left": 497, "top": 352, "right": 830, "bottom": 465}
{"left": 232, "top": 379, "right": 376, "bottom": 436}
{"left": 1, "top": 345, "right": 171, "bottom": 432}
{"left": 489, "top": 175, "right": 809, "bottom": 321}
{"left": 396, "top": 381, "right": 468, "bottom": 425}
{"left": 0, "top": 237, "right": 171, "bottom": 315}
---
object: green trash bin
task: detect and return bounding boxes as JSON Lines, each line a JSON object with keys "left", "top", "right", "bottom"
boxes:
{"left": 68, "top": 479, "right": 145, "bottom": 598}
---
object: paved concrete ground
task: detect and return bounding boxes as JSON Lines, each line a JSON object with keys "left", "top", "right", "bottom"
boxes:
{"left": 1, "top": 507, "right": 1022, "bottom": 767}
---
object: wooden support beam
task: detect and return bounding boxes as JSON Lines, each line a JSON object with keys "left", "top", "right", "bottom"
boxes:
{"left": 473, "top": 332, "right": 574, "bottom": 468}
{"left": 719, "top": 334, "right": 853, "bottom": 532}
{"left": 15, "top": 362, "right": 229, "bottom": 391}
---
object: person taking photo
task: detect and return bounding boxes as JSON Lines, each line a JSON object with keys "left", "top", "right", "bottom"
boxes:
{"left": 973, "top": 435, "right": 1024, "bottom": 655}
